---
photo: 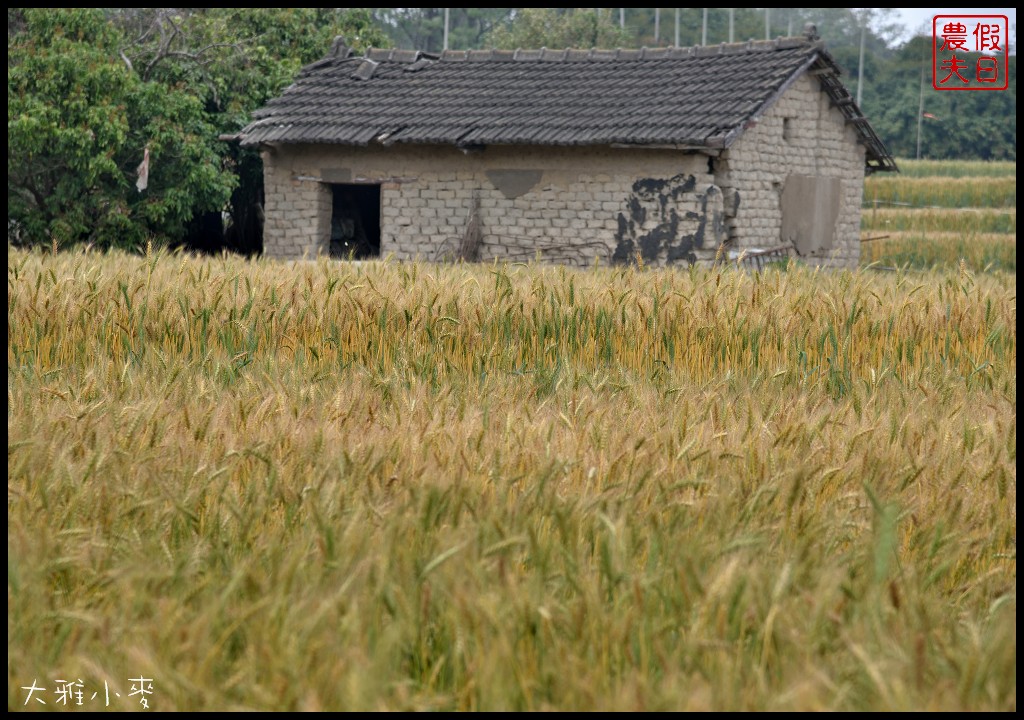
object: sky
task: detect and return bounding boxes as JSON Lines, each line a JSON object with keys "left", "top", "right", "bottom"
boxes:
{"left": 892, "top": 7, "right": 1017, "bottom": 49}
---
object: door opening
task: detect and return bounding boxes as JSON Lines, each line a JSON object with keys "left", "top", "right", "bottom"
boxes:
{"left": 330, "top": 184, "right": 381, "bottom": 259}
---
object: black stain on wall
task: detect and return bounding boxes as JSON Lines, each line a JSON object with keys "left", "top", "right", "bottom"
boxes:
{"left": 613, "top": 173, "right": 722, "bottom": 266}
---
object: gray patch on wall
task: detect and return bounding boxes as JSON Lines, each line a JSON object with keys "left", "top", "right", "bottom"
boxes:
{"left": 486, "top": 169, "right": 543, "bottom": 199}
{"left": 780, "top": 175, "right": 840, "bottom": 256}
{"left": 612, "top": 173, "right": 725, "bottom": 265}
{"left": 321, "top": 168, "right": 352, "bottom": 183}
{"left": 723, "top": 187, "right": 741, "bottom": 218}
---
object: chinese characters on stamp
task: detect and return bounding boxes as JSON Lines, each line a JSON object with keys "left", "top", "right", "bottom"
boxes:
{"left": 933, "top": 15, "right": 1010, "bottom": 90}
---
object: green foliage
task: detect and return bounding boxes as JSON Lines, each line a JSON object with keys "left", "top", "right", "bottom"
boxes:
{"left": 8, "top": 9, "right": 233, "bottom": 249}
{"left": 7, "top": 8, "right": 390, "bottom": 253}
{"left": 381, "top": 8, "right": 1014, "bottom": 162}
{"left": 866, "top": 37, "right": 1016, "bottom": 162}
{"left": 485, "top": 9, "right": 632, "bottom": 50}
{"left": 128, "top": 8, "right": 389, "bottom": 254}
{"left": 8, "top": 10, "right": 128, "bottom": 244}
{"left": 376, "top": 9, "right": 514, "bottom": 52}
{"left": 615, "top": 8, "right": 901, "bottom": 54}
{"left": 145, "top": 8, "right": 389, "bottom": 126}
{"left": 7, "top": 7, "right": 1016, "bottom": 253}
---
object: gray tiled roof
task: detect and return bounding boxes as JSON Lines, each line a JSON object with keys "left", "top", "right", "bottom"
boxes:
{"left": 239, "top": 37, "right": 896, "bottom": 173}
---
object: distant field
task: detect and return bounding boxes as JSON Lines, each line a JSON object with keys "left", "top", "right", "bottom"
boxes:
{"left": 862, "top": 208, "right": 1016, "bottom": 235}
{"left": 886, "top": 159, "right": 1017, "bottom": 178}
{"left": 8, "top": 247, "right": 1016, "bottom": 711}
{"left": 862, "top": 232, "right": 1016, "bottom": 272}
{"left": 864, "top": 176, "right": 1016, "bottom": 209}
{"left": 861, "top": 159, "right": 1016, "bottom": 272}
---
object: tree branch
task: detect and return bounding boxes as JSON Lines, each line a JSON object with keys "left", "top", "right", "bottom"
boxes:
{"left": 134, "top": 10, "right": 252, "bottom": 82}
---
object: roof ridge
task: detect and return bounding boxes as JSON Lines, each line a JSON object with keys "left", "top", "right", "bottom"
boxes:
{"left": 350, "top": 36, "right": 820, "bottom": 65}
{"left": 238, "top": 33, "right": 894, "bottom": 172}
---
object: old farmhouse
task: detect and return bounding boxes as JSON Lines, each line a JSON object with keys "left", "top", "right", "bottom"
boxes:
{"left": 236, "top": 28, "right": 897, "bottom": 269}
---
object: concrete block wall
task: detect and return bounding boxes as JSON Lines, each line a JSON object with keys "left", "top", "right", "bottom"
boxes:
{"left": 261, "top": 144, "right": 718, "bottom": 267}
{"left": 718, "top": 73, "right": 866, "bottom": 269}
{"left": 261, "top": 149, "right": 333, "bottom": 260}
{"left": 260, "top": 73, "right": 867, "bottom": 269}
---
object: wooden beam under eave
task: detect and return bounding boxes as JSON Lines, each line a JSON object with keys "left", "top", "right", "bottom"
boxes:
{"left": 610, "top": 143, "right": 720, "bottom": 155}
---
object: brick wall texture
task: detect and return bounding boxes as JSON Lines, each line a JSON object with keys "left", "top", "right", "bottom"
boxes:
{"left": 261, "top": 73, "right": 865, "bottom": 269}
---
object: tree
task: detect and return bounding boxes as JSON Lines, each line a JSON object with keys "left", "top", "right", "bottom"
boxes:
{"left": 8, "top": 8, "right": 234, "bottom": 249}
{"left": 8, "top": 7, "right": 390, "bottom": 253}
{"left": 8, "top": 7, "right": 1015, "bottom": 253}
{"left": 117, "top": 8, "right": 388, "bottom": 254}
{"left": 485, "top": 9, "right": 632, "bottom": 50}
{"left": 375, "top": 9, "right": 514, "bottom": 52}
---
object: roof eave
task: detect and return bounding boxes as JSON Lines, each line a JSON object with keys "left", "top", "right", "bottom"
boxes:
{"left": 717, "top": 50, "right": 898, "bottom": 173}
{"left": 719, "top": 51, "right": 821, "bottom": 151}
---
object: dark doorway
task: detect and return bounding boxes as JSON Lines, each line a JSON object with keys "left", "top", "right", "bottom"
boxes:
{"left": 330, "top": 184, "right": 381, "bottom": 259}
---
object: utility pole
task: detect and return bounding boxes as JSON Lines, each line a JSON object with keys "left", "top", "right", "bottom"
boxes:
{"left": 620, "top": 8, "right": 625, "bottom": 29}
{"left": 676, "top": 8, "right": 681, "bottom": 47}
{"left": 443, "top": 7, "right": 449, "bottom": 51}
{"left": 916, "top": 54, "right": 926, "bottom": 159}
{"left": 655, "top": 8, "right": 660, "bottom": 44}
{"left": 857, "top": 18, "right": 866, "bottom": 107}
{"left": 765, "top": 8, "right": 770, "bottom": 40}
{"left": 729, "top": 8, "right": 734, "bottom": 43}
{"left": 701, "top": 8, "right": 707, "bottom": 46}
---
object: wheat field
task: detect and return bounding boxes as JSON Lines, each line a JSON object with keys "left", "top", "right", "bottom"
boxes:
{"left": 7, "top": 245, "right": 1015, "bottom": 711}
{"left": 862, "top": 160, "right": 1016, "bottom": 272}
{"left": 863, "top": 176, "right": 1015, "bottom": 210}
